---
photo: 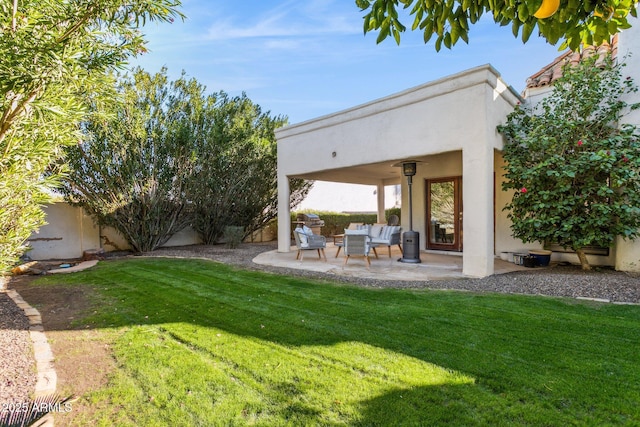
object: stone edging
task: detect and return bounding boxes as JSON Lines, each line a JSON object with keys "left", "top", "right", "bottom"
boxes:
{"left": 4, "top": 289, "right": 57, "bottom": 396}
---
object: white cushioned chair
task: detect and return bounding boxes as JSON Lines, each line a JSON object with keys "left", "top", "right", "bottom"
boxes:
{"left": 293, "top": 226, "right": 327, "bottom": 261}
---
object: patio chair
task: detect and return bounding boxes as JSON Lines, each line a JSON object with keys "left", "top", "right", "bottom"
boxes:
{"left": 343, "top": 230, "right": 372, "bottom": 269}
{"left": 370, "top": 226, "right": 403, "bottom": 257}
{"left": 293, "top": 227, "right": 327, "bottom": 261}
{"left": 333, "top": 223, "right": 366, "bottom": 257}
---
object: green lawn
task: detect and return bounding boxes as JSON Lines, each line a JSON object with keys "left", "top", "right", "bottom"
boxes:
{"left": 36, "top": 258, "right": 640, "bottom": 426}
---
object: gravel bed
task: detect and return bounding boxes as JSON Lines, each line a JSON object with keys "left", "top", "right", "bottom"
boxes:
{"left": 0, "top": 292, "right": 36, "bottom": 407}
{"left": 2, "top": 242, "right": 638, "bottom": 411}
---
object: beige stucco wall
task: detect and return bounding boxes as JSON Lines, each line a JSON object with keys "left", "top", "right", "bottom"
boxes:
{"left": 494, "top": 152, "right": 538, "bottom": 255}
{"left": 96, "top": 225, "right": 128, "bottom": 251}
{"left": 615, "top": 10, "right": 640, "bottom": 272}
{"left": 27, "top": 202, "right": 206, "bottom": 260}
{"left": 277, "top": 70, "right": 500, "bottom": 179}
{"left": 27, "top": 202, "right": 100, "bottom": 260}
{"left": 100, "top": 226, "right": 204, "bottom": 252}
{"left": 27, "top": 202, "right": 274, "bottom": 260}
{"left": 164, "top": 227, "right": 203, "bottom": 247}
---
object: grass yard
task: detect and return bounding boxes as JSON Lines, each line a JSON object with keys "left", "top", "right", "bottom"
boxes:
{"left": 33, "top": 258, "right": 640, "bottom": 426}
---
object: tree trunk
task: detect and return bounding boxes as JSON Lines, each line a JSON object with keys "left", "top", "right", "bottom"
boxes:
{"left": 575, "top": 248, "right": 592, "bottom": 271}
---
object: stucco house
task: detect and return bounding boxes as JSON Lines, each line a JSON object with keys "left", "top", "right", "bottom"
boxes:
{"left": 276, "top": 20, "right": 640, "bottom": 278}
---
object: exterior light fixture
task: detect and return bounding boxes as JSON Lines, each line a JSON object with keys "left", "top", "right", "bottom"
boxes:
{"left": 402, "top": 162, "right": 417, "bottom": 177}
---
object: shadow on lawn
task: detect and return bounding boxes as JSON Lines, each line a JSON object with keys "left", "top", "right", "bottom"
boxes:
{"left": 355, "top": 385, "right": 483, "bottom": 426}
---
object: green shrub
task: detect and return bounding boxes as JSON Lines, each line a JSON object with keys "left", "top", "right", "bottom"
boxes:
{"left": 498, "top": 54, "right": 640, "bottom": 270}
{"left": 223, "top": 226, "right": 245, "bottom": 249}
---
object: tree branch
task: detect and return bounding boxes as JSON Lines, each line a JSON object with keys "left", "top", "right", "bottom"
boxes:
{"left": 0, "top": 89, "right": 40, "bottom": 152}
{"left": 12, "top": 0, "right": 18, "bottom": 32}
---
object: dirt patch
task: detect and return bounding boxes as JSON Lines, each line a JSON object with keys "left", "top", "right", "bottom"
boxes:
{"left": 10, "top": 276, "right": 116, "bottom": 425}
{"left": 46, "top": 329, "right": 115, "bottom": 425}
{"left": 11, "top": 277, "right": 93, "bottom": 331}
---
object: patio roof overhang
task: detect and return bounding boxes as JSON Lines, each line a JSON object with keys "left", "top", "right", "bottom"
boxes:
{"left": 286, "top": 158, "right": 420, "bottom": 186}
{"left": 277, "top": 64, "right": 521, "bottom": 183}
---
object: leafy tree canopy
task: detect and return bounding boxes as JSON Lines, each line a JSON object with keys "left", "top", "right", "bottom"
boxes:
{"left": 356, "top": 0, "right": 638, "bottom": 51}
{"left": 62, "top": 69, "right": 196, "bottom": 252}
{"left": 62, "top": 68, "right": 311, "bottom": 251}
{"left": 498, "top": 54, "right": 640, "bottom": 270}
{"left": 185, "top": 90, "right": 311, "bottom": 245}
{"left": 0, "top": 0, "right": 183, "bottom": 274}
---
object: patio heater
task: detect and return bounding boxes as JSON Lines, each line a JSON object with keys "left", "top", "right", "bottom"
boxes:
{"left": 399, "top": 161, "right": 421, "bottom": 263}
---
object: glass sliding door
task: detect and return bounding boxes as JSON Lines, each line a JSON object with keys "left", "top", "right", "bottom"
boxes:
{"left": 427, "top": 177, "right": 462, "bottom": 251}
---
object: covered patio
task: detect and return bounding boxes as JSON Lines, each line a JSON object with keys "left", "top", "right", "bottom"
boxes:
{"left": 276, "top": 65, "right": 524, "bottom": 278}
{"left": 254, "top": 242, "right": 528, "bottom": 281}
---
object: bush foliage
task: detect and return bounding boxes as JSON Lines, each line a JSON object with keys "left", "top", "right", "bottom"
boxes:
{"left": 498, "top": 54, "right": 640, "bottom": 270}
{"left": 0, "top": 0, "right": 182, "bottom": 274}
{"left": 62, "top": 68, "right": 311, "bottom": 252}
{"left": 61, "top": 70, "right": 194, "bottom": 252}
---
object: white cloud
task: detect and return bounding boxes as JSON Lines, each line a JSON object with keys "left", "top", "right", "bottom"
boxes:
{"left": 205, "top": 0, "right": 360, "bottom": 41}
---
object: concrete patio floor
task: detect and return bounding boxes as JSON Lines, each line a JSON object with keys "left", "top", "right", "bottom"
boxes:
{"left": 254, "top": 243, "right": 529, "bottom": 281}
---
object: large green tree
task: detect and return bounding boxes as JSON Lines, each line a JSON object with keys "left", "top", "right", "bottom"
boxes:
{"left": 186, "top": 92, "right": 311, "bottom": 245}
{"left": 357, "top": 0, "right": 638, "bottom": 51}
{"left": 498, "top": 54, "right": 640, "bottom": 270}
{"left": 0, "top": 0, "right": 182, "bottom": 275}
{"left": 63, "top": 68, "right": 311, "bottom": 251}
{"left": 62, "top": 69, "right": 195, "bottom": 252}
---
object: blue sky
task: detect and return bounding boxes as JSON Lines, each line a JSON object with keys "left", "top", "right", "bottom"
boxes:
{"left": 130, "top": 0, "right": 565, "bottom": 125}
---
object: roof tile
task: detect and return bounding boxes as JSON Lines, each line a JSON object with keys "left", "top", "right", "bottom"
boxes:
{"left": 525, "top": 35, "right": 618, "bottom": 89}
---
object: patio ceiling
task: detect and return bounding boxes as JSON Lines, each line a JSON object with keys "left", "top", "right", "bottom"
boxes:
{"left": 289, "top": 155, "right": 433, "bottom": 186}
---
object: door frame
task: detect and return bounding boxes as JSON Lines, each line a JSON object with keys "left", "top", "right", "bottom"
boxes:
{"left": 426, "top": 176, "right": 463, "bottom": 251}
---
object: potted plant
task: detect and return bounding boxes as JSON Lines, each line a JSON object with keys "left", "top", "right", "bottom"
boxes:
{"left": 529, "top": 249, "right": 552, "bottom": 267}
